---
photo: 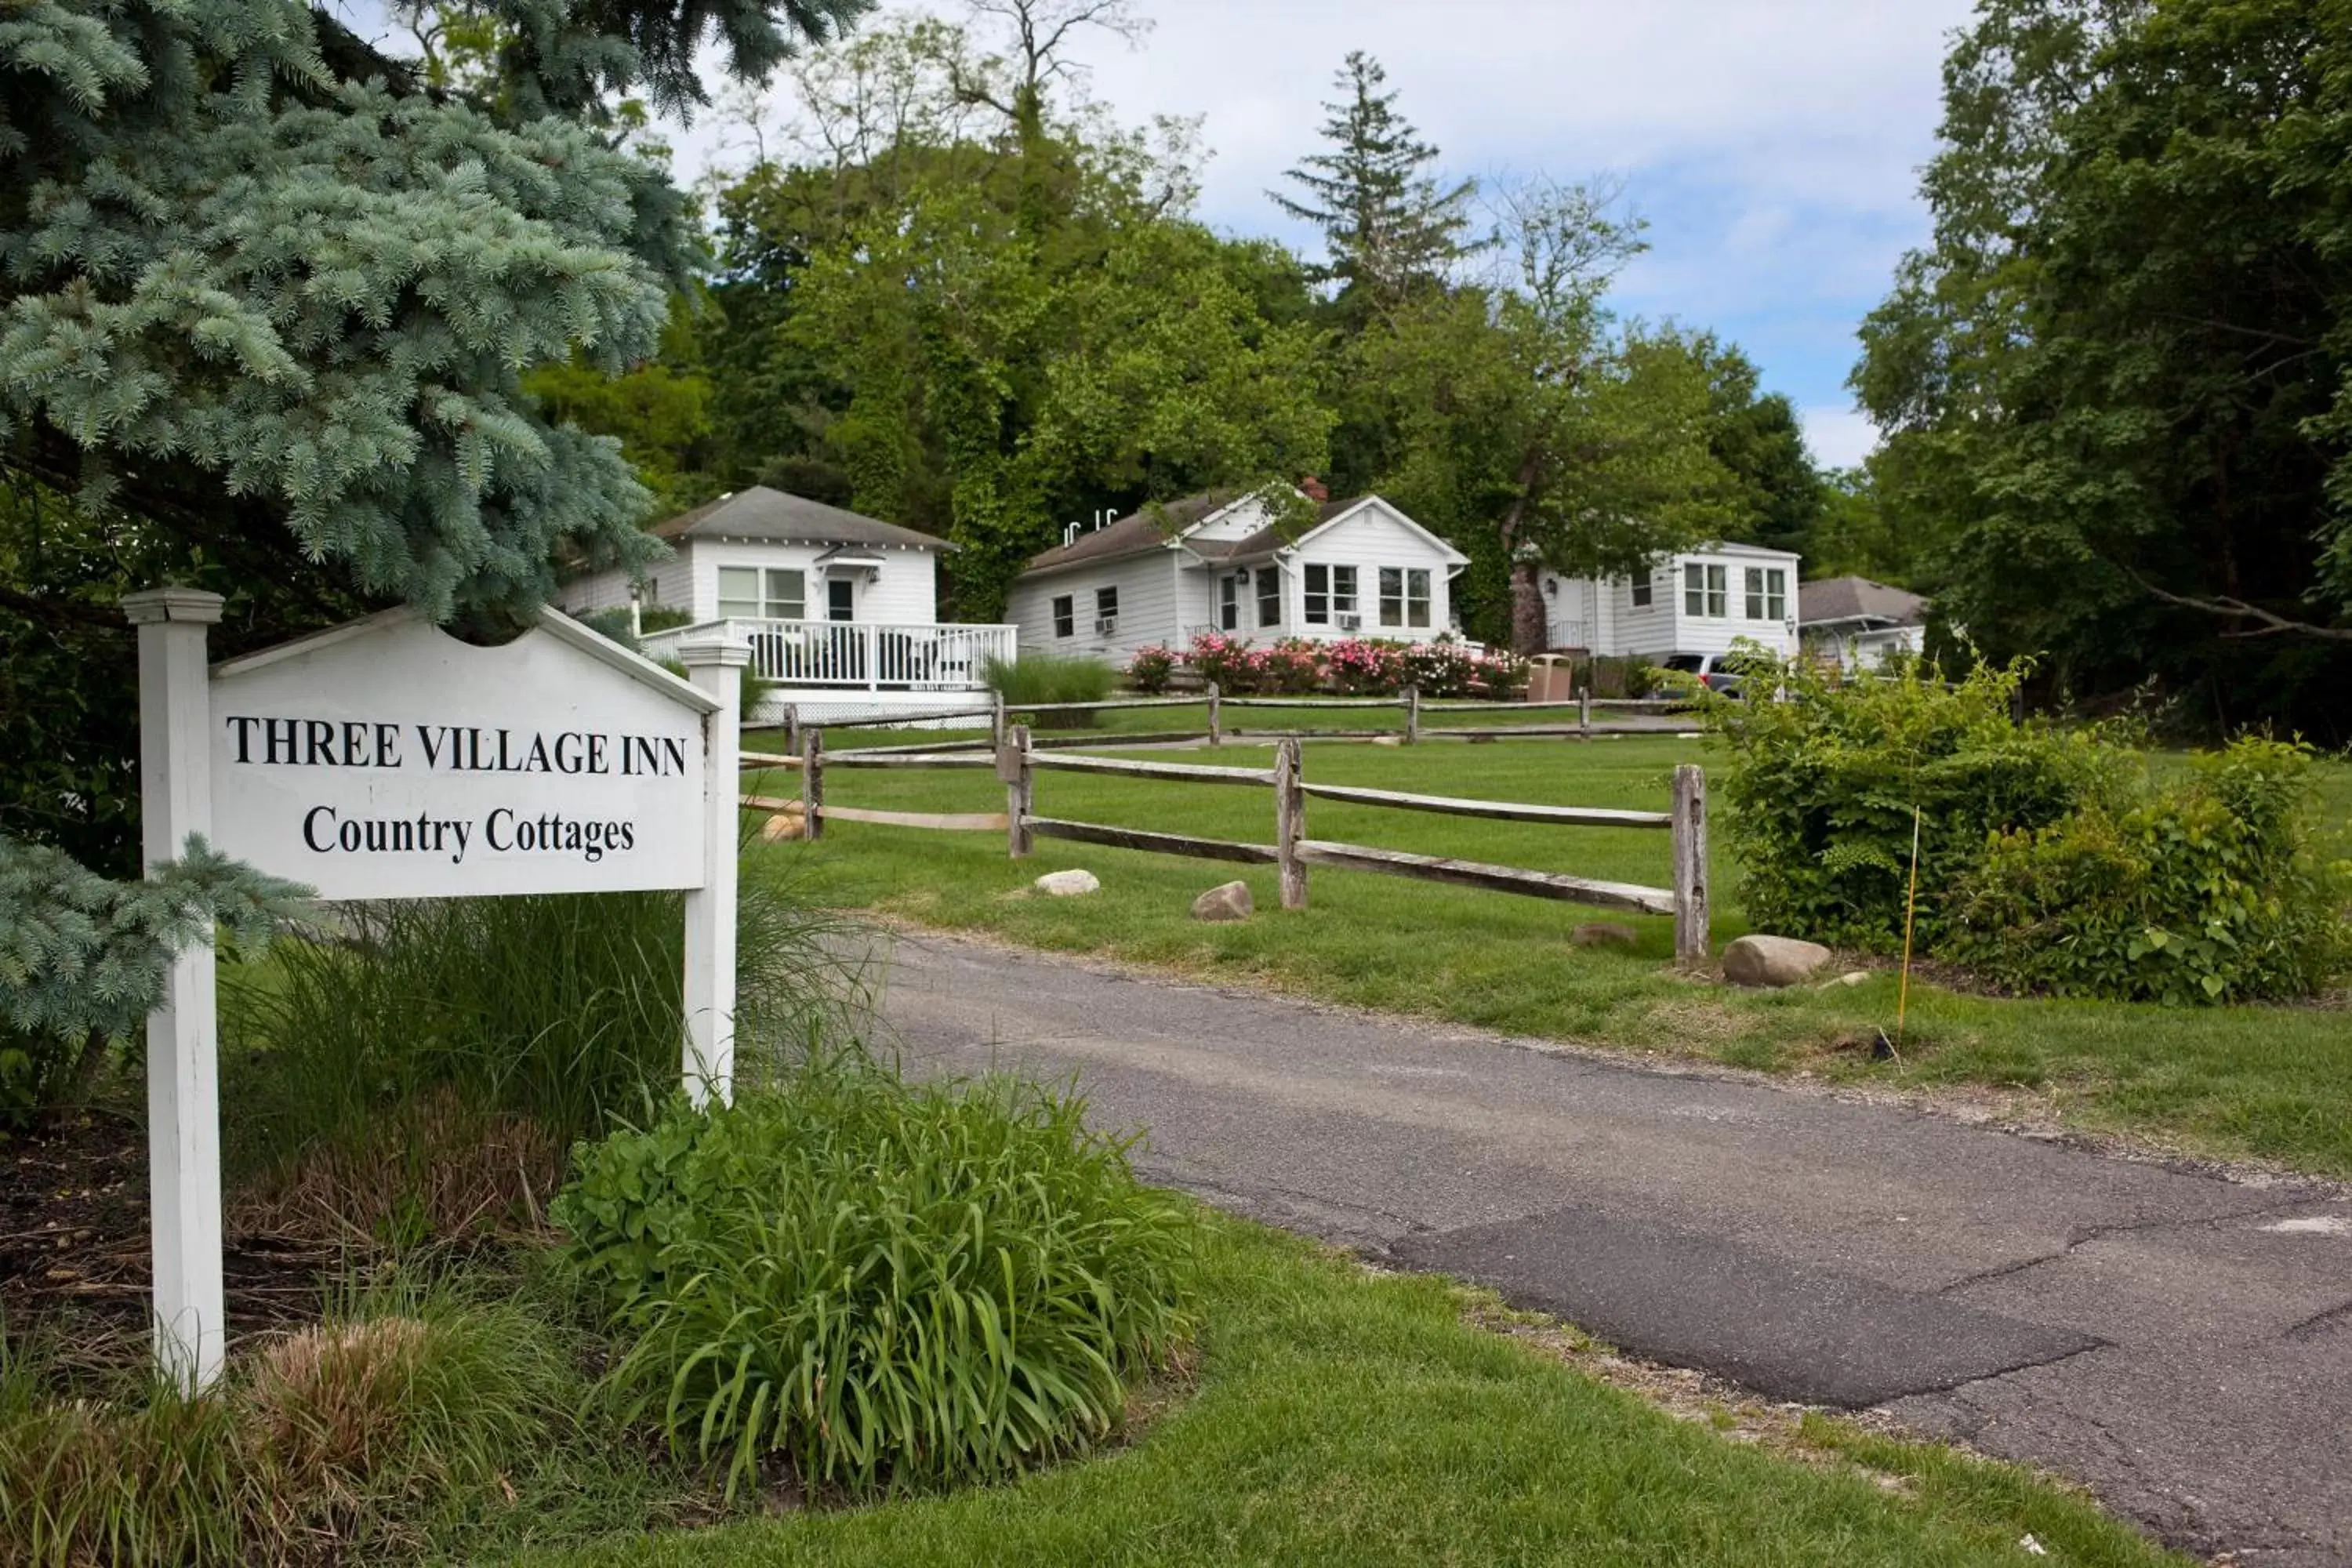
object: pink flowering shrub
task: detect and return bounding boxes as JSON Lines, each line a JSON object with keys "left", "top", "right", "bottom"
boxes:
{"left": 1127, "top": 644, "right": 1177, "bottom": 693}
{"left": 1173, "top": 630, "right": 1524, "bottom": 698}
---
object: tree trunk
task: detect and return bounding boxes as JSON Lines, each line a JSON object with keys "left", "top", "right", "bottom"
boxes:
{"left": 1509, "top": 559, "right": 1548, "bottom": 653}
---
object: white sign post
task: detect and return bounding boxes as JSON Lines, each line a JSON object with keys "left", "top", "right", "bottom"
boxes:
{"left": 123, "top": 594, "right": 746, "bottom": 1386}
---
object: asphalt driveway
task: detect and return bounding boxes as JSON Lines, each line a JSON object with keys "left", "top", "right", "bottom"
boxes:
{"left": 877, "top": 932, "right": 2352, "bottom": 1566}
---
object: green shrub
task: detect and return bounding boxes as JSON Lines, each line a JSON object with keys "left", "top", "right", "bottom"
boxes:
{"left": 1947, "top": 739, "right": 2352, "bottom": 1004}
{"left": 554, "top": 1048, "right": 1200, "bottom": 1495}
{"left": 985, "top": 653, "right": 1116, "bottom": 729}
{"left": 1710, "top": 655, "right": 2116, "bottom": 951}
{"left": 223, "top": 860, "right": 865, "bottom": 1239}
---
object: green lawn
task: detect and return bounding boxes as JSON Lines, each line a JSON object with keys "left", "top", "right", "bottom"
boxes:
{"left": 517, "top": 1216, "right": 2182, "bottom": 1568}
{"left": 756, "top": 735, "right": 2352, "bottom": 1178}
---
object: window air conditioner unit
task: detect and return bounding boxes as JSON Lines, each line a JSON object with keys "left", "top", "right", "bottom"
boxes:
{"left": 1094, "top": 616, "right": 1118, "bottom": 636}
{"left": 1337, "top": 613, "right": 1362, "bottom": 631}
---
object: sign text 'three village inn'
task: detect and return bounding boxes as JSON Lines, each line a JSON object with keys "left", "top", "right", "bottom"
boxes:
{"left": 206, "top": 612, "right": 710, "bottom": 901}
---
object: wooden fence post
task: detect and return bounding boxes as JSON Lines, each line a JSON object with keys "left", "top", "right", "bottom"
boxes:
{"left": 1275, "top": 735, "right": 1307, "bottom": 909}
{"left": 1002, "top": 723, "right": 1033, "bottom": 858}
{"left": 800, "top": 728, "right": 825, "bottom": 843}
{"left": 1578, "top": 687, "right": 1592, "bottom": 739}
{"left": 780, "top": 704, "right": 799, "bottom": 757}
{"left": 1207, "top": 681, "right": 1222, "bottom": 746}
{"left": 1671, "top": 764, "right": 1709, "bottom": 965}
{"left": 1403, "top": 684, "right": 1420, "bottom": 745}
{"left": 991, "top": 690, "right": 1006, "bottom": 748}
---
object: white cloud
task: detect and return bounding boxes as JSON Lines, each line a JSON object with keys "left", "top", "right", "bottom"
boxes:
{"left": 1799, "top": 405, "right": 1879, "bottom": 469}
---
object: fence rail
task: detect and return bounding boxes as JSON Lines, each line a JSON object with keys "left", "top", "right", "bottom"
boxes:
{"left": 758, "top": 720, "right": 1710, "bottom": 961}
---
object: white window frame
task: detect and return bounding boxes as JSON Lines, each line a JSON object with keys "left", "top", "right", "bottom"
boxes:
{"left": 1744, "top": 566, "right": 1787, "bottom": 622}
{"left": 717, "top": 565, "right": 806, "bottom": 621}
{"left": 1631, "top": 576, "right": 1653, "bottom": 608}
{"left": 1684, "top": 562, "right": 1726, "bottom": 618}
{"left": 1303, "top": 563, "right": 1330, "bottom": 625}
{"left": 1256, "top": 567, "right": 1280, "bottom": 628}
{"left": 1051, "top": 593, "right": 1074, "bottom": 639}
{"left": 1330, "top": 565, "right": 1358, "bottom": 619}
{"left": 1219, "top": 574, "right": 1241, "bottom": 631}
{"left": 1406, "top": 568, "right": 1431, "bottom": 629}
{"left": 1378, "top": 567, "right": 1405, "bottom": 628}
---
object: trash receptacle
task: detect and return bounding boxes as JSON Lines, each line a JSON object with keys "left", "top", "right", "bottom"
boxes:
{"left": 1526, "top": 653, "right": 1576, "bottom": 704}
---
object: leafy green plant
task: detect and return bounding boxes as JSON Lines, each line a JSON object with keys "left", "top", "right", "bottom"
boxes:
{"left": 1949, "top": 738, "right": 2352, "bottom": 1004}
{"left": 985, "top": 653, "right": 1116, "bottom": 729}
{"left": 223, "top": 858, "right": 867, "bottom": 1238}
{"left": 1708, "top": 653, "right": 2115, "bottom": 951}
{"left": 554, "top": 1047, "right": 1200, "bottom": 1495}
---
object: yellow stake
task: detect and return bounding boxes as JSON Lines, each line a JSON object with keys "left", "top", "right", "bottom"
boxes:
{"left": 1896, "top": 805, "right": 1923, "bottom": 1051}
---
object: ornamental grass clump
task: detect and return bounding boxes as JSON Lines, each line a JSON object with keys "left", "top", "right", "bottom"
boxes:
{"left": 0, "top": 1291, "right": 572, "bottom": 1567}
{"left": 984, "top": 653, "right": 1116, "bottom": 728}
{"left": 554, "top": 1048, "right": 1200, "bottom": 1496}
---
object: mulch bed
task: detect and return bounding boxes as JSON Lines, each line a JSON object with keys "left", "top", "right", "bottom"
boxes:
{"left": 2, "top": 1107, "right": 351, "bottom": 1356}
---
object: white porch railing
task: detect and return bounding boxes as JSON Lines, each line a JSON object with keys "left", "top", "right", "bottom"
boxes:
{"left": 641, "top": 619, "right": 1018, "bottom": 691}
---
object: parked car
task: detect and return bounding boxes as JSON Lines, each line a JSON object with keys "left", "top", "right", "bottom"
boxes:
{"left": 1660, "top": 652, "right": 1751, "bottom": 699}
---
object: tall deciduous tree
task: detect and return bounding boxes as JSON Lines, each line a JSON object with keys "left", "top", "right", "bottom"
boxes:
{"left": 1363, "top": 181, "right": 1731, "bottom": 648}
{"left": 1853, "top": 0, "right": 2352, "bottom": 735}
{"left": 1272, "top": 50, "right": 1481, "bottom": 314}
{"left": 1689, "top": 337, "right": 1826, "bottom": 559}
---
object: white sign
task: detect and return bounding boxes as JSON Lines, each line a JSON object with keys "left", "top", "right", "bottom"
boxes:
{"left": 126, "top": 591, "right": 747, "bottom": 1390}
{"left": 209, "top": 612, "right": 712, "bottom": 899}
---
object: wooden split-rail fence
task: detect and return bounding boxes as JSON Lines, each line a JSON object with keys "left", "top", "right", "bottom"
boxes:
{"left": 760, "top": 683, "right": 1695, "bottom": 753}
{"left": 742, "top": 724, "right": 1711, "bottom": 964}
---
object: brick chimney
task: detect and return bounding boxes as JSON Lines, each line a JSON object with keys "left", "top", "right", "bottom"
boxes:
{"left": 1300, "top": 475, "right": 1330, "bottom": 503}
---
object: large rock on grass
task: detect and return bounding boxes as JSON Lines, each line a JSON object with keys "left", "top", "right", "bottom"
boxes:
{"left": 1034, "top": 869, "right": 1100, "bottom": 897}
{"left": 1722, "top": 934, "right": 1835, "bottom": 988}
{"left": 1190, "top": 880, "right": 1254, "bottom": 922}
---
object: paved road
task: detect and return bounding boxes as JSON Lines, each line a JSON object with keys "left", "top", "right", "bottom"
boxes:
{"left": 877, "top": 933, "right": 2352, "bottom": 1567}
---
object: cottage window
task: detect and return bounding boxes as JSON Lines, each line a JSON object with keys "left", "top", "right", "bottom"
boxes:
{"left": 1406, "top": 568, "right": 1430, "bottom": 627}
{"left": 1379, "top": 567, "right": 1404, "bottom": 627}
{"left": 717, "top": 566, "right": 806, "bottom": 620}
{"left": 1304, "top": 564, "right": 1329, "bottom": 624}
{"left": 1051, "top": 594, "right": 1074, "bottom": 639}
{"left": 1631, "top": 577, "right": 1653, "bottom": 608}
{"left": 1257, "top": 567, "right": 1280, "bottom": 627}
{"left": 1219, "top": 574, "right": 1241, "bottom": 631}
{"left": 1745, "top": 567, "right": 1787, "bottom": 622}
{"left": 1684, "top": 562, "right": 1726, "bottom": 618}
{"left": 1330, "top": 565, "right": 1358, "bottom": 620}
{"left": 1095, "top": 586, "right": 1119, "bottom": 630}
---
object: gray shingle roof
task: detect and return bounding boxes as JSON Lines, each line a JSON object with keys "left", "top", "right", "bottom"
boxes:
{"left": 651, "top": 487, "right": 951, "bottom": 551}
{"left": 1798, "top": 575, "right": 1929, "bottom": 628}
{"left": 1022, "top": 491, "right": 1377, "bottom": 575}
{"left": 1022, "top": 491, "right": 1243, "bottom": 574}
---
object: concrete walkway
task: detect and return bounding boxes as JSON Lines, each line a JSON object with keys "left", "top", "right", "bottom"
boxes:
{"left": 878, "top": 933, "right": 2352, "bottom": 1567}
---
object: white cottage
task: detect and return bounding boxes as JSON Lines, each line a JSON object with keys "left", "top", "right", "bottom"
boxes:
{"left": 1798, "top": 575, "right": 1930, "bottom": 671}
{"left": 1537, "top": 542, "right": 1803, "bottom": 662}
{"left": 559, "top": 486, "right": 1015, "bottom": 723}
{"left": 1007, "top": 488, "right": 1472, "bottom": 663}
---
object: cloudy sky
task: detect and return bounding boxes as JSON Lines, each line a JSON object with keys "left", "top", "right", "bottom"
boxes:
{"left": 657, "top": 0, "right": 1976, "bottom": 469}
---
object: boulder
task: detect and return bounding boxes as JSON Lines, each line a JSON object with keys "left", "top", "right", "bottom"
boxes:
{"left": 1722, "top": 934, "right": 1835, "bottom": 988}
{"left": 1570, "top": 921, "right": 1639, "bottom": 949}
{"left": 1033, "top": 869, "right": 1100, "bottom": 897}
{"left": 1370, "top": 733, "right": 1405, "bottom": 747}
{"left": 758, "top": 808, "right": 806, "bottom": 843}
{"left": 1190, "top": 880, "right": 1254, "bottom": 923}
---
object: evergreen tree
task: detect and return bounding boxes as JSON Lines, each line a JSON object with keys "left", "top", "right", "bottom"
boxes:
{"left": 1272, "top": 50, "right": 1480, "bottom": 311}
{"left": 0, "top": 0, "right": 865, "bottom": 1119}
